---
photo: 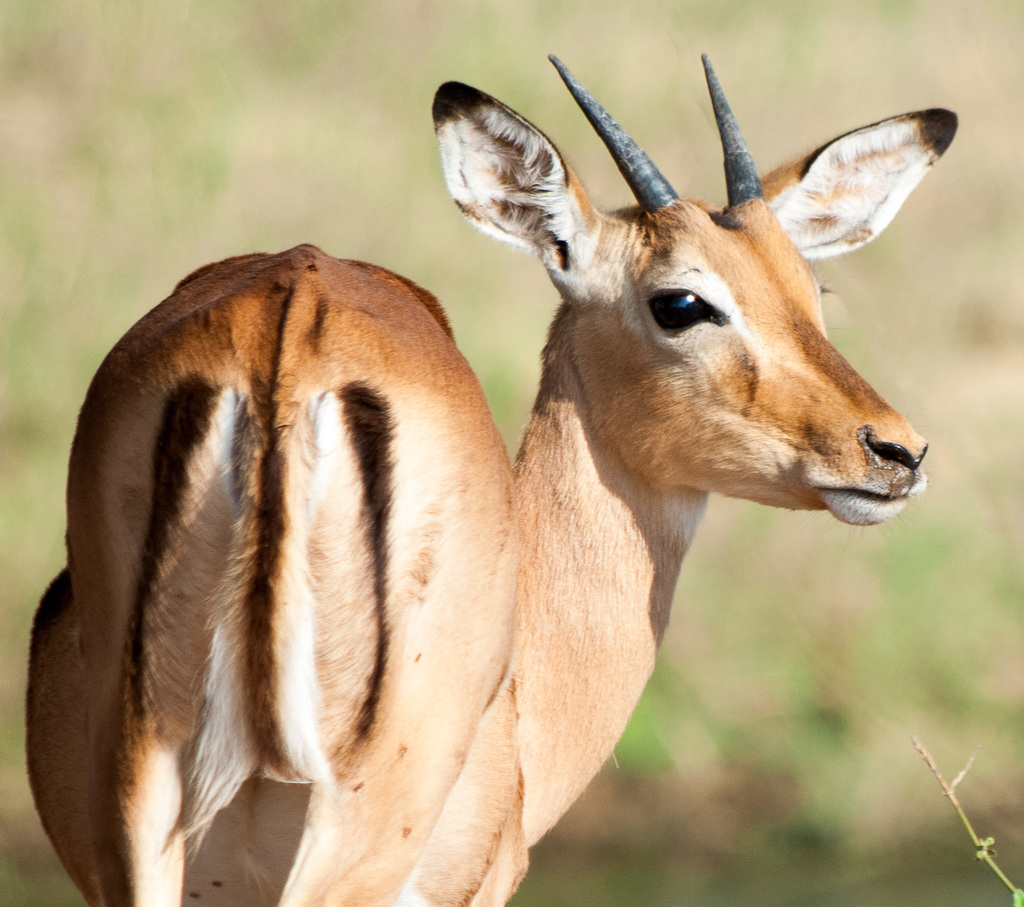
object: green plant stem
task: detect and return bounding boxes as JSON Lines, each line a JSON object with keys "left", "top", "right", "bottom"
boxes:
{"left": 912, "top": 736, "right": 1019, "bottom": 896}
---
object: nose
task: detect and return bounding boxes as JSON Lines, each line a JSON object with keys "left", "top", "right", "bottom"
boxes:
{"left": 862, "top": 429, "right": 927, "bottom": 471}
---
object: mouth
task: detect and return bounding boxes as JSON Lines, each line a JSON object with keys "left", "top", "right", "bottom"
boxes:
{"left": 819, "top": 475, "right": 927, "bottom": 526}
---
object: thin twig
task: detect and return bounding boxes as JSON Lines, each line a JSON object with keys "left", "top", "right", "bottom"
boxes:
{"left": 912, "top": 736, "right": 1019, "bottom": 895}
{"left": 951, "top": 744, "right": 982, "bottom": 791}
{"left": 913, "top": 736, "right": 949, "bottom": 792}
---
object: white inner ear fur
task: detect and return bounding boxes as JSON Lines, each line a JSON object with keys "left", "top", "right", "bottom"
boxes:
{"left": 771, "top": 118, "right": 936, "bottom": 260}
{"left": 437, "top": 107, "right": 592, "bottom": 273}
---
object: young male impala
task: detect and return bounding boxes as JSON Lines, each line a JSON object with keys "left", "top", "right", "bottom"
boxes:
{"left": 27, "top": 56, "right": 955, "bottom": 906}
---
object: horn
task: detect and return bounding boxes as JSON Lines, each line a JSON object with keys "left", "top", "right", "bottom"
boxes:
{"left": 549, "top": 55, "right": 678, "bottom": 213}
{"left": 701, "top": 54, "right": 764, "bottom": 207}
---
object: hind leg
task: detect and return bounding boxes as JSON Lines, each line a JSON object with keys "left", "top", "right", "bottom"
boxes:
{"left": 30, "top": 571, "right": 187, "bottom": 907}
{"left": 116, "top": 749, "right": 186, "bottom": 907}
{"left": 27, "top": 570, "right": 103, "bottom": 904}
{"left": 85, "top": 714, "right": 186, "bottom": 907}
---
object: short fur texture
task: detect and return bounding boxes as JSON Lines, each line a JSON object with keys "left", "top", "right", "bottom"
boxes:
{"left": 28, "top": 72, "right": 955, "bottom": 907}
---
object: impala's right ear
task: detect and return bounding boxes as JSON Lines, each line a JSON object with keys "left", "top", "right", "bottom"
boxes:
{"left": 433, "top": 82, "right": 598, "bottom": 274}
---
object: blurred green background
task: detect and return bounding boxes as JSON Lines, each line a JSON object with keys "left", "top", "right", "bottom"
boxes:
{"left": 1, "top": 0, "right": 1022, "bottom": 904}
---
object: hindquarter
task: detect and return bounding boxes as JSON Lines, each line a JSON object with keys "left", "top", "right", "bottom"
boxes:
{"left": 33, "top": 245, "right": 520, "bottom": 905}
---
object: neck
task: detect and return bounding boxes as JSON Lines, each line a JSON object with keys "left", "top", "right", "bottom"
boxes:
{"left": 511, "top": 307, "right": 708, "bottom": 844}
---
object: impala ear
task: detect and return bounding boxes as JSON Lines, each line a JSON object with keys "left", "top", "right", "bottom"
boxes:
{"left": 433, "top": 81, "right": 598, "bottom": 274}
{"left": 763, "top": 108, "right": 957, "bottom": 260}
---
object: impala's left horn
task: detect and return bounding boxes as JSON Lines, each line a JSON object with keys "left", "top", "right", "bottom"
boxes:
{"left": 549, "top": 55, "right": 678, "bottom": 213}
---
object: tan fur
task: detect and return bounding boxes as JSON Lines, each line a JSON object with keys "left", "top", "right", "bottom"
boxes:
{"left": 28, "top": 76, "right": 954, "bottom": 907}
{"left": 28, "top": 246, "right": 517, "bottom": 905}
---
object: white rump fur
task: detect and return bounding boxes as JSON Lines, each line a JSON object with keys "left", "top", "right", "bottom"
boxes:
{"left": 184, "top": 390, "right": 335, "bottom": 849}
{"left": 770, "top": 116, "right": 942, "bottom": 259}
{"left": 436, "top": 104, "right": 593, "bottom": 274}
{"left": 270, "top": 393, "right": 334, "bottom": 785}
{"left": 183, "top": 390, "right": 258, "bottom": 845}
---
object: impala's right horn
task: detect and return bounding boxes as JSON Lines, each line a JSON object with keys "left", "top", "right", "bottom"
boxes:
{"left": 702, "top": 54, "right": 764, "bottom": 208}
{"left": 549, "top": 55, "right": 678, "bottom": 213}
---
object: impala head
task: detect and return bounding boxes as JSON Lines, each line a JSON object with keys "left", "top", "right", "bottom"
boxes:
{"left": 433, "top": 57, "right": 956, "bottom": 526}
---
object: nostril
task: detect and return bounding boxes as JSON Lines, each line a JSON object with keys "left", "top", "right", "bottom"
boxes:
{"left": 865, "top": 435, "right": 928, "bottom": 471}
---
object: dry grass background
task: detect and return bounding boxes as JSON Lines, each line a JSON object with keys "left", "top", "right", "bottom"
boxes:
{"left": 0, "top": 1, "right": 1022, "bottom": 904}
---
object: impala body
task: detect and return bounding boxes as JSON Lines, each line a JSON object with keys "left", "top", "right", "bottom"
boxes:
{"left": 27, "top": 58, "right": 955, "bottom": 906}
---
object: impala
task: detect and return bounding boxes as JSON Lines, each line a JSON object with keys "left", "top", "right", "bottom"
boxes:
{"left": 27, "top": 56, "right": 955, "bottom": 906}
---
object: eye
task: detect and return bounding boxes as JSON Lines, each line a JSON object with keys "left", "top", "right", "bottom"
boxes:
{"left": 648, "top": 290, "right": 727, "bottom": 331}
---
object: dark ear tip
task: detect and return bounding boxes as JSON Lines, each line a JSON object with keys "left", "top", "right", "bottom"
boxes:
{"left": 432, "top": 82, "right": 488, "bottom": 126}
{"left": 918, "top": 108, "right": 958, "bottom": 157}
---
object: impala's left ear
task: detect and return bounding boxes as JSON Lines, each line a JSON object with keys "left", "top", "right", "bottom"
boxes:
{"left": 763, "top": 109, "right": 957, "bottom": 260}
{"left": 433, "top": 81, "right": 600, "bottom": 276}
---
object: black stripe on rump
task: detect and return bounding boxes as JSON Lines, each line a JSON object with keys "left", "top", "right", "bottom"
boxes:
{"left": 341, "top": 383, "right": 395, "bottom": 738}
{"left": 127, "top": 378, "right": 219, "bottom": 718}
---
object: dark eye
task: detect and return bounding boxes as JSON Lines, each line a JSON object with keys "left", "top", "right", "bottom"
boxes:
{"left": 649, "top": 290, "right": 726, "bottom": 331}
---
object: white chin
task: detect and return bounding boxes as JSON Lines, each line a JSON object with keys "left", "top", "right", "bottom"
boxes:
{"left": 821, "top": 489, "right": 911, "bottom": 526}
